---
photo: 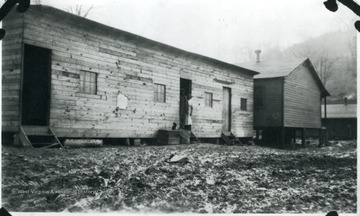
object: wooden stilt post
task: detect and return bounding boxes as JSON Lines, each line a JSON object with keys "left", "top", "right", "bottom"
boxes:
{"left": 291, "top": 129, "right": 296, "bottom": 149}
{"left": 301, "top": 128, "right": 306, "bottom": 148}
{"left": 318, "top": 128, "right": 323, "bottom": 147}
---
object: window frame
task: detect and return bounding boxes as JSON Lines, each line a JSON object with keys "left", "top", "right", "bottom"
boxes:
{"left": 205, "top": 92, "right": 213, "bottom": 108}
{"left": 79, "top": 70, "right": 97, "bottom": 95}
{"left": 154, "top": 83, "right": 166, "bottom": 103}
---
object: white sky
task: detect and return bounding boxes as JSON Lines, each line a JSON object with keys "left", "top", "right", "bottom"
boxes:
{"left": 8, "top": 0, "right": 360, "bottom": 63}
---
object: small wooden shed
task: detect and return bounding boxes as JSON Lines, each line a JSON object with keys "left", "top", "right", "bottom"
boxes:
{"left": 242, "top": 58, "right": 330, "bottom": 148}
{"left": 322, "top": 101, "right": 357, "bottom": 140}
{"left": 2, "top": 6, "right": 258, "bottom": 146}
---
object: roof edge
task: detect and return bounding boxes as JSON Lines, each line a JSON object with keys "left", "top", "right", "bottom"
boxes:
{"left": 304, "top": 58, "right": 331, "bottom": 97}
{"left": 25, "top": 5, "right": 259, "bottom": 76}
{"left": 283, "top": 58, "right": 330, "bottom": 97}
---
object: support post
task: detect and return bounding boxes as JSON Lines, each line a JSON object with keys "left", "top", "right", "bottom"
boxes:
{"left": 291, "top": 129, "right": 296, "bottom": 149}
{"left": 318, "top": 128, "right": 323, "bottom": 147}
{"left": 324, "top": 96, "right": 327, "bottom": 126}
{"left": 301, "top": 128, "right": 306, "bottom": 148}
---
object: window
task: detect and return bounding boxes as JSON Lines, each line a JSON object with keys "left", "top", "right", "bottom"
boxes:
{"left": 80, "top": 71, "right": 97, "bottom": 94}
{"left": 241, "top": 98, "right": 247, "bottom": 111}
{"left": 154, "top": 83, "right": 166, "bottom": 102}
{"left": 205, "top": 92, "right": 213, "bottom": 107}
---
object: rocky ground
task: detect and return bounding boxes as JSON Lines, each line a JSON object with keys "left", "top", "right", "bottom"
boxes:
{"left": 1, "top": 140, "right": 357, "bottom": 213}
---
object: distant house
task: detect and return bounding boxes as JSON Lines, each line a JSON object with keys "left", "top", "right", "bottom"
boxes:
{"left": 241, "top": 55, "right": 330, "bottom": 148}
{"left": 2, "top": 6, "right": 258, "bottom": 146}
{"left": 322, "top": 100, "right": 357, "bottom": 140}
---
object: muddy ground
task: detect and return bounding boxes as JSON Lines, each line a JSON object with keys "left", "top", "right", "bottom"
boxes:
{"left": 1, "top": 141, "right": 357, "bottom": 213}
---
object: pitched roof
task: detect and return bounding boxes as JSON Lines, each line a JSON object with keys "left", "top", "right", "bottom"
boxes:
{"left": 23, "top": 5, "right": 259, "bottom": 77}
{"left": 240, "top": 58, "right": 307, "bottom": 79}
{"left": 322, "top": 104, "right": 357, "bottom": 118}
{"left": 238, "top": 58, "right": 330, "bottom": 97}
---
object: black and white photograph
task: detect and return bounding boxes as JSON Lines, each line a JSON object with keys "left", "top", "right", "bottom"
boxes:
{"left": 0, "top": 0, "right": 357, "bottom": 214}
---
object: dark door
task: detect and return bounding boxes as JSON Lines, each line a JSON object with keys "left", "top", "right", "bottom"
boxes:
{"left": 179, "top": 78, "right": 192, "bottom": 128}
{"left": 21, "top": 44, "right": 51, "bottom": 126}
{"left": 222, "top": 87, "right": 231, "bottom": 131}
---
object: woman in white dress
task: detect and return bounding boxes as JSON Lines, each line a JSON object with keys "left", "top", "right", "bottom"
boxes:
{"left": 186, "top": 95, "right": 193, "bottom": 131}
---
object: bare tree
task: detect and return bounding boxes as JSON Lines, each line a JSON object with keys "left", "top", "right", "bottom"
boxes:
{"left": 343, "top": 31, "right": 357, "bottom": 95}
{"left": 287, "top": 43, "right": 337, "bottom": 88}
{"left": 313, "top": 49, "right": 337, "bottom": 87}
{"left": 346, "top": 32, "right": 357, "bottom": 76}
{"left": 67, "top": 4, "right": 94, "bottom": 18}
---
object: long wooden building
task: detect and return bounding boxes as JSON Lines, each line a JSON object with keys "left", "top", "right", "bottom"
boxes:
{"left": 241, "top": 57, "right": 330, "bottom": 148}
{"left": 2, "top": 5, "right": 258, "bottom": 146}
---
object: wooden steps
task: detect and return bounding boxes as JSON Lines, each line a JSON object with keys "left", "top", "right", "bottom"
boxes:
{"left": 19, "top": 125, "right": 63, "bottom": 148}
{"left": 221, "top": 132, "right": 242, "bottom": 145}
{"left": 190, "top": 132, "right": 202, "bottom": 144}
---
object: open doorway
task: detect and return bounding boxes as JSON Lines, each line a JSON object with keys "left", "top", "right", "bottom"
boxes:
{"left": 179, "top": 78, "right": 192, "bottom": 128}
{"left": 222, "top": 87, "right": 231, "bottom": 132}
{"left": 21, "top": 44, "right": 52, "bottom": 126}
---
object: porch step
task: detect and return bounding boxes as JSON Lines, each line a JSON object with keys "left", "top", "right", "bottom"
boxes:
{"left": 221, "top": 132, "right": 242, "bottom": 145}
{"left": 19, "top": 125, "right": 63, "bottom": 148}
{"left": 190, "top": 132, "right": 202, "bottom": 144}
{"left": 21, "top": 125, "right": 52, "bottom": 136}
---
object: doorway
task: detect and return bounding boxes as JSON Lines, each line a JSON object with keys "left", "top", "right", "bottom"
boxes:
{"left": 222, "top": 87, "right": 231, "bottom": 131}
{"left": 179, "top": 78, "right": 192, "bottom": 128}
{"left": 21, "top": 44, "right": 52, "bottom": 126}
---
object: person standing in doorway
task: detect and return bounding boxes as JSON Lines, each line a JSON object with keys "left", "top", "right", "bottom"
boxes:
{"left": 185, "top": 95, "right": 193, "bottom": 131}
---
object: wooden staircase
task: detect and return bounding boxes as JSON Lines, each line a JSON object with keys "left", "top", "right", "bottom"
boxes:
{"left": 221, "top": 132, "right": 242, "bottom": 145}
{"left": 19, "top": 125, "right": 63, "bottom": 148}
{"left": 190, "top": 132, "right": 202, "bottom": 144}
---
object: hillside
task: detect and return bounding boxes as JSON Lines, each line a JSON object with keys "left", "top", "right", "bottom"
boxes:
{"left": 250, "top": 30, "right": 357, "bottom": 103}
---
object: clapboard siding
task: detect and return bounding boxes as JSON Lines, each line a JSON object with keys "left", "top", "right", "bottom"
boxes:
{"left": 2, "top": 12, "right": 24, "bottom": 131}
{"left": 2, "top": 6, "right": 255, "bottom": 138}
{"left": 253, "top": 78, "right": 283, "bottom": 127}
{"left": 284, "top": 63, "right": 321, "bottom": 128}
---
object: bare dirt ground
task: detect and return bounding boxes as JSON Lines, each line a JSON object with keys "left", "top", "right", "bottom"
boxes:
{"left": 1, "top": 141, "right": 357, "bottom": 213}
